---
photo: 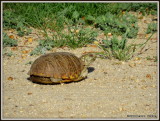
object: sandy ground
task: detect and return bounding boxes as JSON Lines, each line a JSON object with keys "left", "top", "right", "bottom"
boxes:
{"left": 2, "top": 13, "right": 158, "bottom": 119}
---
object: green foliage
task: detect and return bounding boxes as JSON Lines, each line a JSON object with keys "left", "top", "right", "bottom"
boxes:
{"left": 3, "top": 10, "right": 32, "bottom": 37}
{"left": 3, "top": 3, "right": 158, "bottom": 59}
{"left": 3, "top": 3, "right": 157, "bottom": 29}
{"left": 95, "top": 13, "right": 139, "bottom": 38}
{"left": 129, "top": 3, "right": 157, "bottom": 15}
{"left": 146, "top": 23, "right": 157, "bottom": 34}
{"left": 3, "top": 33, "right": 18, "bottom": 47}
{"left": 99, "top": 33, "right": 154, "bottom": 61}
{"left": 99, "top": 35, "right": 136, "bottom": 61}
{"left": 30, "top": 25, "right": 98, "bottom": 55}
{"left": 146, "top": 56, "right": 157, "bottom": 62}
{"left": 30, "top": 45, "right": 47, "bottom": 56}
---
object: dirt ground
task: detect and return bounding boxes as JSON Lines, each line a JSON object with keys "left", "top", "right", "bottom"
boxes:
{"left": 2, "top": 13, "right": 158, "bottom": 119}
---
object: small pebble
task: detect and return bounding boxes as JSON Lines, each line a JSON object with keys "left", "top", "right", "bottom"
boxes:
{"left": 119, "top": 107, "right": 123, "bottom": 111}
{"left": 134, "top": 57, "right": 141, "bottom": 61}
{"left": 141, "top": 80, "right": 146, "bottom": 82}
{"left": 33, "top": 84, "right": 37, "bottom": 87}
{"left": 20, "top": 110, "right": 23, "bottom": 113}
{"left": 151, "top": 85, "right": 156, "bottom": 88}
{"left": 135, "top": 79, "right": 140, "bottom": 83}
{"left": 29, "top": 104, "right": 34, "bottom": 106}
{"left": 141, "top": 85, "right": 148, "bottom": 89}
{"left": 27, "top": 92, "right": 32, "bottom": 95}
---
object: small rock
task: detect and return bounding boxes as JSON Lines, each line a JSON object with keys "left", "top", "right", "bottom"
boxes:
{"left": 119, "top": 107, "right": 125, "bottom": 111}
{"left": 20, "top": 110, "right": 23, "bottom": 113}
{"left": 27, "top": 92, "right": 32, "bottom": 95}
{"left": 135, "top": 79, "right": 140, "bottom": 83}
{"left": 141, "top": 80, "right": 146, "bottom": 82}
{"left": 29, "top": 104, "right": 34, "bottom": 106}
{"left": 134, "top": 57, "right": 141, "bottom": 61}
{"left": 151, "top": 85, "right": 156, "bottom": 88}
{"left": 141, "top": 85, "right": 148, "bottom": 89}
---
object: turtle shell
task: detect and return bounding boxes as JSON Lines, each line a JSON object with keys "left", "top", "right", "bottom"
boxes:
{"left": 28, "top": 52, "right": 85, "bottom": 84}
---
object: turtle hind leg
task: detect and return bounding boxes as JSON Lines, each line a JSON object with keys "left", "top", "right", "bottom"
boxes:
{"left": 50, "top": 78, "right": 63, "bottom": 83}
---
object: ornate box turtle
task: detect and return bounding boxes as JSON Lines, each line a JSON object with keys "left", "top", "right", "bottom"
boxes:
{"left": 28, "top": 52, "right": 96, "bottom": 84}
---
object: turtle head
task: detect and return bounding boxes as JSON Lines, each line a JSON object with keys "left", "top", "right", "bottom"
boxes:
{"left": 80, "top": 53, "right": 96, "bottom": 67}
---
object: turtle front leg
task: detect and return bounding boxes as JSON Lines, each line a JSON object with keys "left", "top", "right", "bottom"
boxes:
{"left": 73, "top": 68, "right": 88, "bottom": 82}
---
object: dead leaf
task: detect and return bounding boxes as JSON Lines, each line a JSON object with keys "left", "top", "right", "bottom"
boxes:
{"left": 146, "top": 74, "right": 151, "bottom": 79}
{"left": 86, "top": 44, "right": 98, "bottom": 47}
{"left": 9, "top": 35, "right": 15, "bottom": 39}
{"left": 108, "top": 33, "right": 112, "bottom": 36}
{"left": 122, "top": 11, "right": 125, "bottom": 14}
{"left": 8, "top": 77, "right": 13, "bottom": 80}
{"left": 21, "top": 54, "right": 27, "bottom": 59}
{"left": 11, "top": 47, "right": 18, "bottom": 51}
{"left": 145, "top": 34, "right": 149, "bottom": 38}
{"left": 82, "top": 16, "right": 85, "bottom": 20}
{"left": 28, "top": 37, "right": 33, "bottom": 43}
{"left": 22, "top": 50, "right": 29, "bottom": 54}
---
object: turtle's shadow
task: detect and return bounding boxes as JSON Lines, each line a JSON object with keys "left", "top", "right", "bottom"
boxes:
{"left": 27, "top": 67, "right": 95, "bottom": 85}
{"left": 87, "top": 67, "right": 95, "bottom": 73}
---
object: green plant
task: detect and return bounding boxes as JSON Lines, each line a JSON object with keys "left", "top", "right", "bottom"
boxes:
{"left": 98, "top": 33, "right": 154, "bottom": 61}
{"left": 30, "top": 25, "right": 98, "bottom": 55}
{"left": 3, "top": 32, "right": 18, "bottom": 47}
{"left": 3, "top": 3, "right": 157, "bottom": 30}
{"left": 30, "top": 46, "right": 47, "bottom": 56}
{"left": 146, "top": 23, "right": 157, "bottom": 34}
{"left": 146, "top": 56, "right": 157, "bottom": 62}
{"left": 94, "top": 12, "right": 139, "bottom": 38}
{"left": 3, "top": 10, "right": 32, "bottom": 37}
{"left": 99, "top": 35, "right": 135, "bottom": 61}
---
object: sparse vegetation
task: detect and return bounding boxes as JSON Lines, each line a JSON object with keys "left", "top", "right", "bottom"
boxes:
{"left": 146, "top": 23, "right": 157, "bottom": 34}
{"left": 3, "top": 2, "right": 158, "bottom": 61}
{"left": 3, "top": 32, "right": 18, "bottom": 47}
{"left": 98, "top": 33, "right": 154, "bottom": 61}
